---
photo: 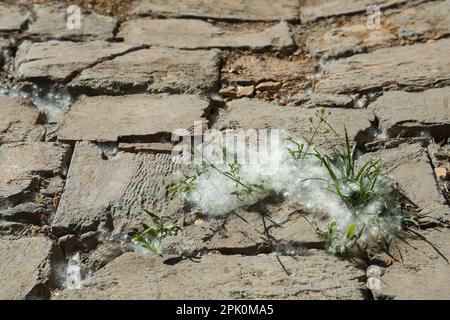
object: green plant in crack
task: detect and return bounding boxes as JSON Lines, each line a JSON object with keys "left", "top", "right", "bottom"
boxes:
{"left": 134, "top": 209, "right": 180, "bottom": 256}
{"left": 313, "top": 128, "right": 385, "bottom": 212}
{"left": 166, "top": 106, "right": 427, "bottom": 258}
{"left": 286, "top": 109, "right": 420, "bottom": 256}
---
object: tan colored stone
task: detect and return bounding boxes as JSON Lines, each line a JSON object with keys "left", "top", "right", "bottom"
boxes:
{"left": 26, "top": 4, "right": 116, "bottom": 41}
{"left": 0, "top": 96, "right": 44, "bottom": 144}
{"left": 435, "top": 167, "right": 448, "bottom": 180}
{"left": 69, "top": 47, "right": 220, "bottom": 95}
{"left": 236, "top": 85, "right": 254, "bottom": 97}
{"left": 14, "top": 40, "right": 138, "bottom": 82}
{"left": 306, "top": 1, "right": 450, "bottom": 60}
{"left": 374, "top": 229, "right": 450, "bottom": 299}
{"left": 0, "top": 142, "right": 71, "bottom": 207}
{"left": 393, "top": 0, "right": 450, "bottom": 41}
{"left": 0, "top": 237, "right": 63, "bottom": 300}
{"left": 223, "top": 54, "right": 311, "bottom": 84}
{"left": 213, "top": 98, "right": 375, "bottom": 147}
{"left": 368, "top": 87, "right": 450, "bottom": 139}
{"left": 58, "top": 94, "right": 209, "bottom": 143}
{"left": 255, "top": 81, "right": 282, "bottom": 92}
{"left": 163, "top": 201, "right": 322, "bottom": 256}
{"left": 316, "top": 39, "right": 450, "bottom": 93}
{"left": 300, "top": 0, "right": 406, "bottom": 22}
{"left": 118, "top": 19, "right": 294, "bottom": 52}
{"left": 51, "top": 142, "right": 184, "bottom": 234}
{"left": 134, "top": 0, "right": 300, "bottom": 21}
{"left": 0, "top": 4, "right": 28, "bottom": 32}
{"left": 219, "top": 87, "right": 237, "bottom": 98}
{"left": 285, "top": 92, "right": 354, "bottom": 108}
{"left": 56, "top": 251, "right": 365, "bottom": 299}
{"left": 306, "top": 24, "right": 396, "bottom": 60}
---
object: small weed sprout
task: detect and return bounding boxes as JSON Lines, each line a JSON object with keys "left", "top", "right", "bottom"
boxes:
{"left": 133, "top": 209, "right": 180, "bottom": 256}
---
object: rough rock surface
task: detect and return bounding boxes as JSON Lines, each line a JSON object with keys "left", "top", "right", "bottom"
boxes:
{"left": 222, "top": 54, "right": 313, "bottom": 85}
{"left": 0, "top": 237, "right": 63, "bottom": 299}
{"left": 58, "top": 94, "right": 209, "bottom": 143}
{"left": 369, "top": 88, "right": 450, "bottom": 140}
{"left": 134, "top": 0, "right": 300, "bottom": 21}
{"left": 56, "top": 251, "right": 365, "bottom": 299}
{"left": 393, "top": 0, "right": 450, "bottom": 41}
{"left": 300, "top": 0, "right": 406, "bottom": 22}
{"left": 1, "top": 203, "right": 52, "bottom": 228}
{"left": 26, "top": 4, "right": 117, "bottom": 41}
{"left": 285, "top": 92, "right": 354, "bottom": 108}
{"left": 0, "top": 142, "right": 71, "bottom": 208}
{"left": 118, "top": 19, "right": 294, "bottom": 52}
{"left": 69, "top": 48, "right": 220, "bottom": 95}
{"left": 374, "top": 229, "right": 450, "bottom": 299}
{"left": 306, "top": 24, "right": 396, "bottom": 60}
{"left": 213, "top": 98, "right": 375, "bottom": 146}
{"left": 0, "top": 96, "right": 45, "bottom": 145}
{"left": 163, "top": 202, "right": 323, "bottom": 256}
{"left": 0, "top": 4, "right": 28, "bottom": 32}
{"left": 316, "top": 39, "right": 450, "bottom": 93}
{"left": 51, "top": 142, "right": 184, "bottom": 235}
{"left": 305, "top": 1, "right": 450, "bottom": 60}
{"left": 14, "top": 40, "right": 138, "bottom": 82}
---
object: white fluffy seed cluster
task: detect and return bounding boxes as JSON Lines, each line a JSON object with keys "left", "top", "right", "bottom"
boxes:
{"left": 181, "top": 130, "right": 403, "bottom": 253}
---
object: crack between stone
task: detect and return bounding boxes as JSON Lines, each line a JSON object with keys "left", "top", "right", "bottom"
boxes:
{"left": 65, "top": 44, "right": 151, "bottom": 83}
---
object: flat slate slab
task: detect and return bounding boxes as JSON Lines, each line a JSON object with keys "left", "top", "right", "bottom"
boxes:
{"left": 0, "top": 96, "right": 44, "bottom": 144}
{"left": 0, "top": 142, "right": 71, "bottom": 208}
{"left": 306, "top": 24, "right": 396, "bottom": 60}
{"left": 316, "top": 39, "right": 450, "bottom": 93}
{"left": 26, "top": 4, "right": 117, "bottom": 41}
{"left": 0, "top": 4, "right": 28, "bottom": 32}
{"left": 0, "top": 237, "right": 63, "bottom": 299}
{"left": 14, "top": 40, "right": 138, "bottom": 82}
{"left": 69, "top": 47, "right": 220, "bottom": 95}
{"left": 118, "top": 19, "right": 294, "bottom": 52}
{"left": 163, "top": 201, "right": 322, "bottom": 256}
{"left": 133, "top": 0, "right": 300, "bottom": 21}
{"left": 56, "top": 251, "right": 365, "bottom": 299}
{"left": 213, "top": 98, "right": 375, "bottom": 147}
{"left": 300, "top": 0, "right": 406, "bottom": 22}
{"left": 393, "top": 0, "right": 450, "bottom": 41}
{"left": 58, "top": 94, "right": 209, "bottom": 143}
{"left": 306, "top": 1, "right": 450, "bottom": 60}
{"left": 51, "top": 142, "right": 183, "bottom": 234}
{"left": 369, "top": 88, "right": 450, "bottom": 139}
{"left": 375, "top": 229, "right": 450, "bottom": 299}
